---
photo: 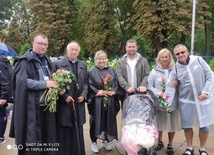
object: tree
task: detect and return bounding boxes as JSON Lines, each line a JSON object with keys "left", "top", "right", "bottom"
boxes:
{"left": 28, "top": 0, "right": 80, "bottom": 56}
{"left": 1, "top": 0, "right": 36, "bottom": 53}
{"left": 207, "top": 0, "right": 214, "bottom": 54}
{"left": 1, "top": 0, "right": 81, "bottom": 56}
{"left": 115, "top": 0, "right": 136, "bottom": 55}
{"left": 0, "top": 0, "right": 16, "bottom": 33}
{"left": 129, "top": 0, "right": 190, "bottom": 55}
{"left": 128, "top": 0, "right": 209, "bottom": 56}
{"left": 1, "top": 0, "right": 213, "bottom": 58}
{"left": 132, "top": 35, "right": 150, "bottom": 58}
{"left": 80, "top": 0, "right": 119, "bottom": 57}
{"left": 184, "top": 0, "right": 212, "bottom": 55}
{"left": 211, "top": 2, "right": 214, "bottom": 53}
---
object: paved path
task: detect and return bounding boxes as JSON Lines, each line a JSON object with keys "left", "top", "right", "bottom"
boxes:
{"left": 1, "top": 108, "right": 214, "bottom": 155}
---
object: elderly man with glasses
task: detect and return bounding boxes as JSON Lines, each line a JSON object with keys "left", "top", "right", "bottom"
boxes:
{"left": 165, "top": 44, "right": 214, "bottom": 155}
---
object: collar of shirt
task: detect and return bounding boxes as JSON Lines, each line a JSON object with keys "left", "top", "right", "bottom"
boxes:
{"left": 178, "top": 56, "right": 190, "bottom": 65}
{"left": 69, "top": 58, "right": 77, "bottom": 63}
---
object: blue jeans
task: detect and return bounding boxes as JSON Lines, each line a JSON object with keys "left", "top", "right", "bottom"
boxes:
{"left": 182, "top": 126, "right": 211, "bottom": 132}
{"left": 0, "top": 111, "right": 7, "bottom": 138}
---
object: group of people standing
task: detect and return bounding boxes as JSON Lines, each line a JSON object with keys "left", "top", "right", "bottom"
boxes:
{"left": 0, "top": 33, "right": 213, "bottom": 155}
{"left": 148, "top": 44, "right": 214, "bottom": 155}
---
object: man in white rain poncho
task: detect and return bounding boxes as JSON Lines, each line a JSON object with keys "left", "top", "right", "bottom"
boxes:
{"left": 165, "top": 44, "right": 214, "bottom": 155}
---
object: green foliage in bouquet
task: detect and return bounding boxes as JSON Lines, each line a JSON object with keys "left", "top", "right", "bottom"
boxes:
{"left": 40, "top": 69, "right": 76, "bottom": 112}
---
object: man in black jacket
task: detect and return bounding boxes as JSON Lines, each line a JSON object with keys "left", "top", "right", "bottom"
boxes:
{"left": 53, "top": 41, "right": 88, "bottom": 155}
{"left": 9, "top": 34, "right": 59, "bottom": 155}
{"left": 0, "top": 55, "right": 12, "bottom": 144}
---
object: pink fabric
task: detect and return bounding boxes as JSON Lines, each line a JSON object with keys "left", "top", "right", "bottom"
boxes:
{"left": 145, "top": 125, "right": 159, "bottom": 140}
{"left": 120, "top": 122, "right": 158, "bottom": 153}
{"left": 121, "top": 127, "right": 138, "bottom": 155}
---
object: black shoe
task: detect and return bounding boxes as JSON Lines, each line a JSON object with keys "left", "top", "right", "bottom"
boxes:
{"left": 166, "top": 145, "right": 174, "bottom": 155}
{"left": 137, "top": 148, "right": 147, "bottom": 155}
{"left": 154, "top": 141, "right": 164, "bottom": 151}
{"left": 0, "top": 138, "right": 6, "bottom": 144}
{"left": 182, "top": 148, "right": 194, "bottom": 155}
{"left": 199, "top": 149, "right": 208, "bottom": 155}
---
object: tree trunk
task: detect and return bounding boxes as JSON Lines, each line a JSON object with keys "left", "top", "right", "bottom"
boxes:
{"left": 179, "top": 33, "right": 186, "bottom": 44}
{"left": 204, "top": 0, "right": 211, "bottom": 56}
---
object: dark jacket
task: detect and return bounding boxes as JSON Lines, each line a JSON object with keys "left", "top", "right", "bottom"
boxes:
{"left": 0, "top": 55, "right": 12, "bottom": 113}
{"left": 53, "top": 56, "right": 88, "bottom": 126}
{"left": 9, "top": 50, "right": 58, "bottom": 153}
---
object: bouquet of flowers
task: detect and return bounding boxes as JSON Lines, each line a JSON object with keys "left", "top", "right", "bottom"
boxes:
{"left": 41, "top": 68, "right": 76, "bottom": 112}
{"left": 159, "top": 94, "right": 171, "bottom": 112}
{"left": 103, "top": 73, "right": 112, "bottom": 110}
{"left": 159, "top": 77, "right": 171, "bottom": 112}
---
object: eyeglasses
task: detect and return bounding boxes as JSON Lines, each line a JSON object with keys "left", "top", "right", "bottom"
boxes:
{"left": 175, "top": 51, "right": 185, "bottom": 56}
{"left": 36, "top": 42, "right": 48, "bottom": 47}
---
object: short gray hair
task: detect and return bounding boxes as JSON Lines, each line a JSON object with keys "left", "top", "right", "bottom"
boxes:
{"left": 34, "top": 34, "right": 48, "bottom": 42}
{"left": 173, "top": 44, "right": 188, "bottom": 53}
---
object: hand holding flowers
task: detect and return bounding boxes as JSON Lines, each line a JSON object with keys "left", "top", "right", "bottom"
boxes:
{"left": 159, "top": 94, "right": 171, "bottom": 112}
{"left": 103, "top": 73, "right": 113, "bottom": 110}
{"left": 40, "top": 68, "right": 76, "bottom": 112}
{"left": 158, "top": 77, "right": 171, "bottom": 112}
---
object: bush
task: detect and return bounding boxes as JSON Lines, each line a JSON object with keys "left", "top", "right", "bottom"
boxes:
{"left": 19, "top": 43, "right": 31, "bottom": 56}
{"left": 86, "top": 57, "right": 117, "bottom": 71}
{"left": 209, "top": 58, "right": 214, "bottom": 71}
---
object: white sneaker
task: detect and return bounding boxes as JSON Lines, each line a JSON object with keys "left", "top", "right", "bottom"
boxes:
{"left": 0, "top": 138, "right": 6, "bottom": 144}
{"left": 102, "top": 140, "right": 112, "bottom": 151}
{"left": 91, "top": 142, "right": 99, "bottom": 153}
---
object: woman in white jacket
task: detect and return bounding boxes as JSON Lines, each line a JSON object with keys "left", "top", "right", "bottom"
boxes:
{"left": 148, "top": 48, "right": 181, "bottom": 155}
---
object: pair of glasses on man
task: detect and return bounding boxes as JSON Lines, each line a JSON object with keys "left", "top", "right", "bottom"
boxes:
{"left": 36, "top": 42, "right": 48, "bottom": 47}
{"left": 175, "top": 51, "right": 185, "bottom": 56}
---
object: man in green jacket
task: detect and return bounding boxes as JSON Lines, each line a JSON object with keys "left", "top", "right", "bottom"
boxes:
{"left": 116, "top": 39, "right": 150, "bottom": 99}
{"left": 116, "top": 39, "right": 150, "bottom": 155}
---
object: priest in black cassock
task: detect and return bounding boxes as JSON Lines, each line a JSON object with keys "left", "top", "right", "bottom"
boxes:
{"left": 53, "top": 41, "right": 88, "bottom": 155}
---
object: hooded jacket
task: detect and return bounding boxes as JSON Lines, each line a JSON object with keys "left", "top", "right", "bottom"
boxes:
{"left": 116, "top": 53, "right": 150, "bottom": 98}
